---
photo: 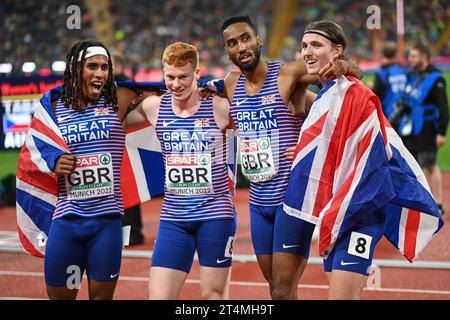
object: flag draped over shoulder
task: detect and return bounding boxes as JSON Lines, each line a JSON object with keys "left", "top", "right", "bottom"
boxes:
{"left": 16, "top": 87, "right": 70, "bottom": 258}
{"left": 16, "top": 85, "right": 165, "bottom": 257}
{"left": 283, "top": 76, "right": 443, "bottom": 262}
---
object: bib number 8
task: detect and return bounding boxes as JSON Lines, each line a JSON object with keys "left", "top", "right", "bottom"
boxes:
{"left": 355, "top": 237, "right": 367, "bottom": 254}
{"left": 348, "top": 232, "right": 372, "bottom": 259}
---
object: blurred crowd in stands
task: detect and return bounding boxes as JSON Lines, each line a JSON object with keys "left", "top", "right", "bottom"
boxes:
{"left": 280, "top": 0, "right": 449, "bottom": 62}
{"left": 1, "top": 0, "right": 449, "bottom": 77}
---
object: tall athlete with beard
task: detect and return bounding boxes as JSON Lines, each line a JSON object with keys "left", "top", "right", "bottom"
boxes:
{"left": 219, "top": 15, "right": 362, "bottom": 299}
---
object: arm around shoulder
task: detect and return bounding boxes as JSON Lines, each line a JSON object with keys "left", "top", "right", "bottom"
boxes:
{"left": 212, "top": 95, "right": 232, "bottom": 130}
{"left": 123, "top": 94, "right": 161, "bottom": 128}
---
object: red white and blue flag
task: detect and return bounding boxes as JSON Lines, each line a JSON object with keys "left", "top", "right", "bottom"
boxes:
{"left": 283, "top": 76, "right": 443, "bottom": 262}
{"left": 16, "top": 86, "right": 165, "bottom": 258}
{"left": 120, "top": 122, "right": 164, "bottom": 208}
{"left": 16, "top": 87, "right": 70, "bottom": 257}
{"left": 3, "top": 113, "right": 32, "bottom": 133}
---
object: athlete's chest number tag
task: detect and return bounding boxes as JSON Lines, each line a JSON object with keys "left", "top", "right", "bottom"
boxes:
{"left": 65, "top": 153, "right": 114, "bottom": 200}
{"left": 166, "top": 154, "right": 213, "bottom": 196}
{"left": 240, "top": 137, "right": 277, "bottom": 182}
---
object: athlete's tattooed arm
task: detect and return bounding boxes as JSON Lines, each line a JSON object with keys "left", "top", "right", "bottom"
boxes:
{"left": 116, "top": 87, "right": 162, "bottom": 126}
{"left": 123, "top": 94, "right": 161, "bottom": 128}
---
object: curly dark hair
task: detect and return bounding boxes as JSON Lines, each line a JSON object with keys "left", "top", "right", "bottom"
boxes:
{"left": 61, "top": 40, "right": 117, "bottom": 112}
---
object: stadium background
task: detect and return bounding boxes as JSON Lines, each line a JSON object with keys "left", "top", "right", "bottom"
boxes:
{"left": 0, "top": 0, "right": 449, "bottom": 300}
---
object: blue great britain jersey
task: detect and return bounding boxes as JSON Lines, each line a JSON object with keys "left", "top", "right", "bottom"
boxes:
{"left": 155, "top": 93, "right": 234, "bottom": 222}
{"left": 230, "top": 61, "right": 303, "bottom": 206}
{"left": 53, "top": 96, "right": 125, "bottom": 219}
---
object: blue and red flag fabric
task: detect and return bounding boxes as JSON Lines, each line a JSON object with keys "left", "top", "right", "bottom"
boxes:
{"left": 283, "top": 76, "right": 443, "bottom": 262}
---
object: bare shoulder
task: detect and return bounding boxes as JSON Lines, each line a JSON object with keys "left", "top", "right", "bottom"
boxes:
{"left": 212, "top": 95, "right": 231, "bottom": 111}
{"left": 224, "top": 71, "right": 241, "bottom": 101}
{"left": 141, "top": 94, "right": 162, "bottom": 117}
{"left": 212, "top": 95, "right": 231, "bottom": 130}
{"left": 142, "top": 94, "right": 162, "bottom": 107}
{"left": 224, "top": 71, "right": 241, "bottom": 84}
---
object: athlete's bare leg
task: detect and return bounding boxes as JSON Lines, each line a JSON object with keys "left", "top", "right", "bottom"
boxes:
{"left": 427, "top": 165, "right": 443, "bottom": 204}
{"left": 255, "top": 254, "right": 273, "bottom": 294}
{"left": 149, "top": 267, "right": 188, "bottom": 300}
{"left": 88, "top": 279, "right": 118, "bottom": 300}
{"left": 200, "top": 266, "right": 232, "bottom": 299}
{"left": 271, "top": 252, "right": 308, "bottom": 299}
{"left": 327, "top": 270, "right": 366, "bottom": 300}
{"left": 46, "top": 285, "right": 78, "bottom": 300}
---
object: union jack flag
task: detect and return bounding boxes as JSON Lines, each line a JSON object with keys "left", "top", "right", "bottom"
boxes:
{"left": 94, "top": 107, "right": 109, "bottom": 115}
{"left": 283, "top": 76, "right": 443, "bottom": 262}
{"left": 16, "top": 87, "right": 70, "bottom": 258}
{"left": 120, "top": 122, "right": 164, "bottom": 208}
{"left": 261, "top": 94, "right": 276, "bottom": 104}
{"left": 195, "top": 118, "right": 210, "bottom": 127}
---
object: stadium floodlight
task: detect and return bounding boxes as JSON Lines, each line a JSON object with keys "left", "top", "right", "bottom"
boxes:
{"left": 22, "top": 62, "right": 36, "bottom": 73}
{"left": 52, "top": 60, "right": 66, "bottom": 72}
{"left": 0, "top": 63, "right": 13, "bottom": 73}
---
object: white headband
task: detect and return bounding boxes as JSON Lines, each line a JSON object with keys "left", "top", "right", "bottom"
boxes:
{"left": 77, "top": 46, "right": 109, "bottom": 62}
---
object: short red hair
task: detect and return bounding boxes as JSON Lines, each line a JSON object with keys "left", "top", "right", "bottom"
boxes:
{"left": 162, "top": 42, "right": 199, "bottom": 69}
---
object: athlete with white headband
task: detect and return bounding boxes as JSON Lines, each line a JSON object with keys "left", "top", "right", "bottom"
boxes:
{"left": 19, "top": 40, "right": 151, "bottom": 300}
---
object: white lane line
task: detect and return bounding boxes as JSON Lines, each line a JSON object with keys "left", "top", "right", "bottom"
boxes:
{"left": 1, "top": 270, "right": 450, "bottom": 296}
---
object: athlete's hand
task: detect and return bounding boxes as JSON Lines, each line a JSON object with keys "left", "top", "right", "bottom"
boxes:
{"left": 319, "top": 55, "right": 346, "bottom": 81}
{"left": 284, "top": 146, "right": 296, "bottom": 161}
{"left": 130, "top": 90, "right": 161, "bottom": 110}
{"left": 437, "top": 134, "right": 446, "bottom": 148}
{"left": 54, "top": 154, "right": 77, "bottom": 176}
{"left": 198, "top": 87, "right": 216, "bottom": 101}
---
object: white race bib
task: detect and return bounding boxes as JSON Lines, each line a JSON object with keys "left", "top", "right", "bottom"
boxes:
{"left": 165, "top": 154, "right": 213, "bottom": 196}
{"left": 240, "top": 137, "right": 277, "bottom": 182}
{"left": 65, "top": 153, "right": 114, "bottom": 200}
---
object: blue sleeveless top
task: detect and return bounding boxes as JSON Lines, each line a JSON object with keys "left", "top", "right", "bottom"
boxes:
{"left": 230, "top": 61, "right": 303, "bottom": 206}
{"left": 155, "top": 92, "right": 234, "bottom": 221}
{"left": 53, "top": 96, "right": 125, "bottom": 219}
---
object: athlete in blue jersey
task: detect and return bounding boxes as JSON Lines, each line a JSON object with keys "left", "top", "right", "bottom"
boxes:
{"left": 42, "top": 40, "right": 153, "bottom": 300}
{"left": 219, "top": 15, "right": 362, "bottom": 299}
{"left": 372, "top": 42, "right": 407, "bottom": 120}
{"left": 124, "top": 42, "right": 236, "bottom": 299}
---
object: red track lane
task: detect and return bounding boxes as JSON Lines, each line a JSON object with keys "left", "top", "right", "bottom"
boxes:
{"left": 1, "top": 174, "right": 450, "bottom": 300}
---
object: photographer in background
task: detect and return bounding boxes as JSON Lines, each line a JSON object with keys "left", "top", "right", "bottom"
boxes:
{"left": 373, "top": 42, "right": 407, "bottom": 120}
{"left": 400, "top": 42, "right": 448, "bottom": 216}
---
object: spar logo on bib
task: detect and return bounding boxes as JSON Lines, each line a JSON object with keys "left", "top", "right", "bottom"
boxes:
{"left": 240, "top": 137, "right": 277, "bottom": 182}
{"left": 166, "top": 154, "right": 213, "bottom": 196}
{"left": 65, "top": 153, "right": 114, "bottom": 200}
{"left": 259, "top": 138, "right": 270, "bottom": 150}
{"left": 100, "top": 153, "right": 111, "bottom": 165}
